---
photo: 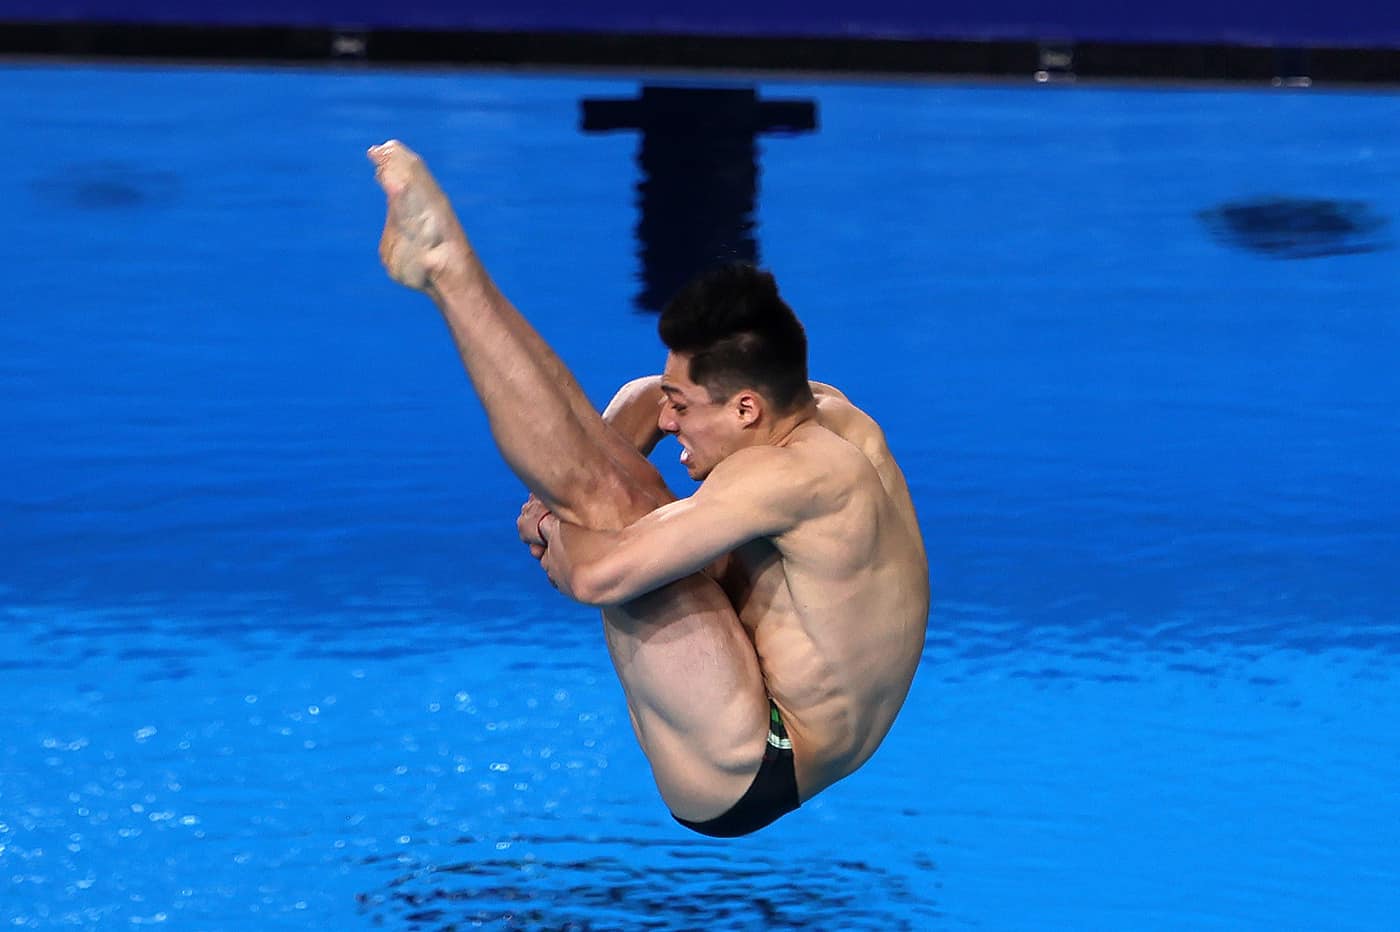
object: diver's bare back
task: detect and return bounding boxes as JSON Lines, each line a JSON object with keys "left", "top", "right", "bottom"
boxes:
{"left": 726, "top": 394, "right": 929, "bottom": 799}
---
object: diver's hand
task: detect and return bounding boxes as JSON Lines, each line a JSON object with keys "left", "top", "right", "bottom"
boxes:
{"left": 517, "top": 495, "right": 550, "bottom": 560}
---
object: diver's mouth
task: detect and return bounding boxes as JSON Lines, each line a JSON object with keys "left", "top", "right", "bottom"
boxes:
{"left": 679, "top": 446, "right": 693, "bottom": 466}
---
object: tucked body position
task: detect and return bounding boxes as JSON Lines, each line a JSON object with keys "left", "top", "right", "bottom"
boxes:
{"left": 369, "top": 140, "right": 929, "bottom": 837}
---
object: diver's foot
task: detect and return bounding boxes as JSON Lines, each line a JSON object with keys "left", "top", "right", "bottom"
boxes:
{"left": 368, "top": 140, "right": 468, "bottom": 291}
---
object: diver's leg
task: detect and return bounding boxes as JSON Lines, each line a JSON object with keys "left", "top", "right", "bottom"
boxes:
{"left": 599, "top": 582, "right": 771, "bottom": 822}
{"left": 369, "top": 139, "right": 657, "bottom": 523}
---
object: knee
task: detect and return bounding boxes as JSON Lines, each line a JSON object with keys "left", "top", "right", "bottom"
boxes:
{"left": 556, "top": 468, "right": 668, "bottom": 530}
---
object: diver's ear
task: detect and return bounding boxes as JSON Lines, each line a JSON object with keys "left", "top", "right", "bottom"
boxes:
{"left": 733, "top": 390, "right": 764, "bottom": 428}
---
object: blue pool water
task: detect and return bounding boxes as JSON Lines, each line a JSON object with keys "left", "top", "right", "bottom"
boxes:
{"left": 2, "top": 62, "right": 1399, "bottom": 929}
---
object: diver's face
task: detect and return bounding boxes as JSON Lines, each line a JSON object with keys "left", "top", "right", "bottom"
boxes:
{"left": 657, "top": 352, "right": 741, "bottom": 481}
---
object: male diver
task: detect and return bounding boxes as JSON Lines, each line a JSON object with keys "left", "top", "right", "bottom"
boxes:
{"left": 370, "top": 140, "right": 928, "bottom": 837}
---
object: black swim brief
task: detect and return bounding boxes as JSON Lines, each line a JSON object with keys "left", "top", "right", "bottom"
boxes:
{"left": 673, "top": 701, "right": 800, "bottom": 838}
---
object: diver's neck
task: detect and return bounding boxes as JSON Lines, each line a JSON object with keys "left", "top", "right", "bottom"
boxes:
{"left": 762, "top": 402, "right": 819, "bottom": 448}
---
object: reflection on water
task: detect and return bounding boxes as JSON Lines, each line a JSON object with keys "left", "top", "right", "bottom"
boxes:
{"left": 581, "top": 85, "right": 817, "bottom": 310}
{"left": 357, "top": 833, "right": 940, "bottom": 930}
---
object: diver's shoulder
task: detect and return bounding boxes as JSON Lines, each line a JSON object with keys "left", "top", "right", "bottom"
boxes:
{"left": 810, "top": 400, "right": 894, "bottom": 473}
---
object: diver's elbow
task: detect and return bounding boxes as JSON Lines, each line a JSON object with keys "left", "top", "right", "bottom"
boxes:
{"left": 570, "top": 563, "right": 627, "bottom": 607}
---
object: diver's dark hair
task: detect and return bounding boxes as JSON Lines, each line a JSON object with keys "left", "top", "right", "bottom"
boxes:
{"left": 657, "top": 263, "right": 812, "bottom": 413}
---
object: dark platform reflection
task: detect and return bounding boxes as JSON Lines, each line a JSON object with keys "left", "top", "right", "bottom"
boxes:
{"left": 581, "top": 86, "right": 817, "bottom": 311}
{"left": 1199, "top": 197, "right": 1388, "bottom": 259}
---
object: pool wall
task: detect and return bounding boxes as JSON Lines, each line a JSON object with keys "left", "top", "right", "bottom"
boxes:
{"left": 4, "top": 2, "right": 1400, "bottom": 82}
{"left": 2, "top": 0, "right": 1399, "bottom": 48}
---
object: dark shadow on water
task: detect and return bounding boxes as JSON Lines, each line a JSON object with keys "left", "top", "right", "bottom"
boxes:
{"left": 1198, "top": 197, "right": 1388, "bottom": 259}
{"left": 580, "top": 86, "right": 817, "bottom": 312}
{"left": 29, "top": 160, "right": 182, "bottom": 210}
{"left": 355, "top": 832, "right": 940, "bottom": 930}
